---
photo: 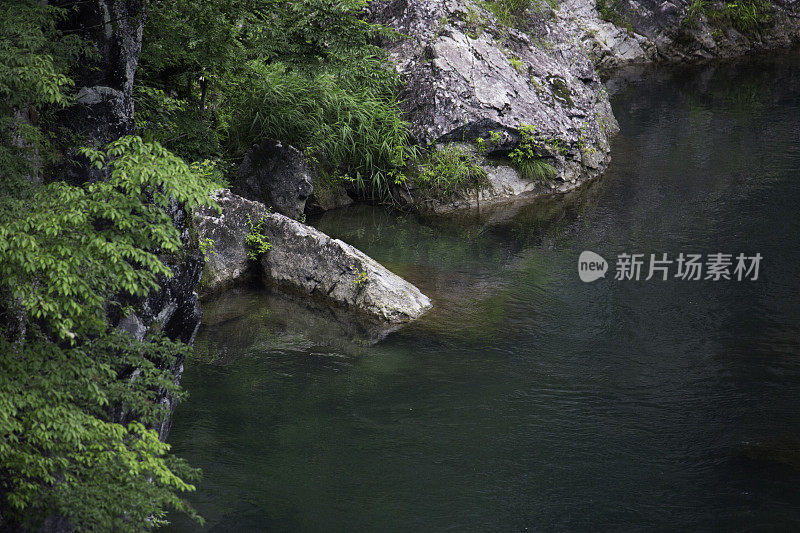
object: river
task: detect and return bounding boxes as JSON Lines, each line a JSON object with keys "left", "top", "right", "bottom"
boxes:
{"left": 166, "top": 51, "right": 800, "bottom": 531}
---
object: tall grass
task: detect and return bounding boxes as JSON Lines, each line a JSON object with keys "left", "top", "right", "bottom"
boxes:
{"left": 508, "top": 125, "right": 557, "bottom": 181}
{"left": 683, "top": 0, "right": 773, "bottom": 34}
{"left": 482, "top": 0, "right": 557, "bottom": 28}
{"left": 228, "top": 62, "right": 415, "bottom": 200}
{"left": 712, "top": 0, "right": 772, "bottom": 34}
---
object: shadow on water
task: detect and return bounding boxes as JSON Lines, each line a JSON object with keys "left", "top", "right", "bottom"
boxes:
{"left": 167, "top": 50, "right": 800, "bottom": 531}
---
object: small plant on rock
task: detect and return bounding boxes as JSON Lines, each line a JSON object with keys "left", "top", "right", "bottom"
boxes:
{"left": 509, "top": 125, "right": 557, "bottom": 181}
{"left": 509, "top": 55, "right": 525, "bottom": 74}
{"left": 245, "top": 214, "right": 273, "bottom": 260}
{"left": 352, "top": 266, "right": 369, "bottom": 288}
{"left": 199, "top": 237, "right": 216, "bottom": 262}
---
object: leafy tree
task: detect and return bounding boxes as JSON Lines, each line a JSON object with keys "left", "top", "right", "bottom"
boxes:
{"left": 0, "top": 0, "right": 89, "bottom": 191}
{"left": 0, "top": 4, "right": 216, "bottom": 527}
{"left": 0, "top": 137, "right": 215, "bottom": 530}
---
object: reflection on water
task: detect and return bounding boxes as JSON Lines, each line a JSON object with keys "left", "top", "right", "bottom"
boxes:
{"left": 167, "top": 52, "right": 800, "bottom": 531}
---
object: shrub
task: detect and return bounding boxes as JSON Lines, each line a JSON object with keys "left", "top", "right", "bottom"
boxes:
{"left": 415, "top": 144, "right": 489, "bottom": 199}
{"left": 509, "top": 125, "right": 558, "bottom": 181}
{"left": 245, "top": 214, "right": 273, "bottom": 261}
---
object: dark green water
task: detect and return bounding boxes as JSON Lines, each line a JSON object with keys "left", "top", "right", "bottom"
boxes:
{"left": 167, "top": 53, "right": 800, "bottom": 531}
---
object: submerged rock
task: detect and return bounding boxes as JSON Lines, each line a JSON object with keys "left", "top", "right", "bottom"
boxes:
{"left": 233, "top": 140, "right": 314, "bottom": 219}
{"left": 731, "top": 437, "right": 800, "bottom": 470}
{"left": 194, "top": 190, "right": 432, "bottom": 323}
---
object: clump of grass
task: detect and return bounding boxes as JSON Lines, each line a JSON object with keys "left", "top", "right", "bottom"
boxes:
{"left": 509, "top": 125, "right": 557, "bottom": 181}
{"left": 684, "top": 0, "right": 707, "bottom": 26}
{"left": 509, "top": 54, "right": 525, "bottom": 73}
{"left": 683, "top": 0, "right": 773, "bottom": 34}
{"left": 415, "top": 144, "right": 488, "bottom": 199}
{"left": 712, "top": 0, "right": 773, "bottom": 34}
{"left": 596, "top": 0, "right": 635, "bottom": 34}
{"left": 480, "top": 0, "right": 556, "bottom": 28}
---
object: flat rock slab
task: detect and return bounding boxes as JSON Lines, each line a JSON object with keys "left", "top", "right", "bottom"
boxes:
{"left": 194, "top": 190, "right": 432, "bottom": 324}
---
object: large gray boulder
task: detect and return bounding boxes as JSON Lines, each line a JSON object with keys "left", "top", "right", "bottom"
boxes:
{"left": 193, "top": 190, "right": 432, "bottom": 323}
{"left": 557, "top": 0, "right": 657, "bottom": 74}
{"left": 369, "top": 0, "right": 619, "bottom": 209}
{"left": 233, "top": 140, "right": 313, "bottom": 219}
{"left": 259, "top": 210, "right": 433, "bottom": 323}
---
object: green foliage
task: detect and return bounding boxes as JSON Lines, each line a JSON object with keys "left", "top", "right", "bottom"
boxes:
{"left": 245, "top": 214, "right": 273, "bottom": 261}
{"left": 134, "top": 86, "right": 225, "bottom": 163}
{"left": 415, "top": 144, "right": 489, "bottom": 199}
{"left": 0, "top": 1, "right": 84, "bottom": 110}
{"left": 0, "top": 136, "right": 215, "bottom": 529}
{"left": 509, "top": 55, "right": 525, "bottom": 74}
{"left": 682, "top": 0, "right": 773, "bottom": 34}
{"left": 352, "top": 267, "right": 369, "bottom": 288}
{"left": 480, "top": 0, "right": 558, "bottom": 27}
{"left": 711, "top": 0, "right": 773, "bottom": 34}
{"left": 229, "top": 62, "right": 416, "bottom": 200}
{"left": 200, "top": 238, "right": 217, "bottom": 261}
{"left": 460, "top": 5, "right": 489, "bottom": 38}
{"left": 0, "top": 136, "right": 215, "bottom": 341}
{"left": 509, "top": 125, "right": 558, "bottom": 181}
{"left": 0, "top": 331, "right": 202, "bottom": 531}
{"left": 596, "top": 0, "right": 635, "bottom": 34}
{"left": 685, "top": 0, "right": 708, "bottom": 25}
{"left": 139, "top": 0, "right": 415, "bottom": 201}
{"left": 0, "top": 0, "right": 90, "bottom": 193}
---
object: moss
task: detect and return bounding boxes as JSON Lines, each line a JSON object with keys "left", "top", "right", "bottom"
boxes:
{"left": 547, "top": 75, "right": 574, "bottom": 107}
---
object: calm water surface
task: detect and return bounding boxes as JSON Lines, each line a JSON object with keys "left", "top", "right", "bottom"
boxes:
{"left": 167, "top": 53, "right": 800, "bottom": 531}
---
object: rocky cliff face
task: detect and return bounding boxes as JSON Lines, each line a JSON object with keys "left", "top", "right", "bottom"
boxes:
{"left": 53, "top": 0, "right": 203, "bottom": 443}
{"left": 117, "top": 203, "right": 204, "bottom": 441}
{"left": 57, "top": 0, "right": 146, "bottom": 182}
{"left": 369, "top": 0, "right": 619, "bottom": 210}
{"left": 365, "top": 0, "right": 799, "bottom": 211}
{"left": 560, "top": 0, "right": 800, "bottom": 73}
